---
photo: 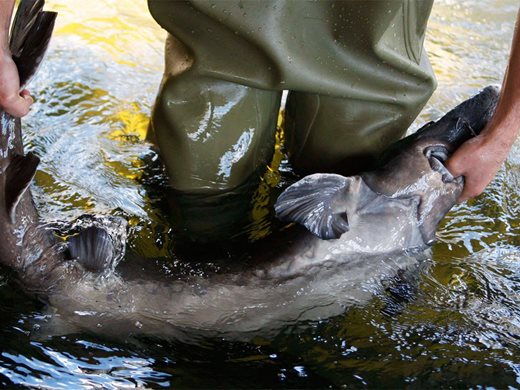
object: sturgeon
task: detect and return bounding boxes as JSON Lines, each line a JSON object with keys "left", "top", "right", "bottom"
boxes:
{"left": 0, "top": 0, "right": 500, "bottom": 340}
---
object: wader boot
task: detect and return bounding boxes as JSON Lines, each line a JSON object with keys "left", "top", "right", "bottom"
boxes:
{"left": 148, "top": 0, "right": 436, "bottom": 243}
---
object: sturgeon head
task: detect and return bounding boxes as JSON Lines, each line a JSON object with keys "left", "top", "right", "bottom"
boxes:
{"left": 275, "top": 86, "right": 500, "bottom": 248}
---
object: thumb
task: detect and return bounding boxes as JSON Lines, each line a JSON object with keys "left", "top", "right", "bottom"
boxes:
{"left": 446, "top": 152, "right": 467, "bottom": 178}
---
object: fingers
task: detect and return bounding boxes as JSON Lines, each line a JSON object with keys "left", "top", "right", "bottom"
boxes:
{"left": 0, "top": 54, "right": 33, "bottom": 117}
{"left": 446, "top": 158, "right": 480, "bottom": 203}
{"left": 457, "top": 175, "right": 489, "bottom": 203}
{"left": 445, "top": 151, "right": 466, "bottom": 179}
{"left": 457, "top": 185, "right": 473, "bottom": 204}
{"left": 447, "top": 148, "right": 500, "bottom": 203}
{"left": 445, "top": 154, "right": 467, "bottom": 202}
{"left": 0, "top": 90, "right": 33, "bottom": 117}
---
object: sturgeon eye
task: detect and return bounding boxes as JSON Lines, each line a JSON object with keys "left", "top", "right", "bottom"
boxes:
{"left": 423, "top": 146, "right": 454, "bottom": 183}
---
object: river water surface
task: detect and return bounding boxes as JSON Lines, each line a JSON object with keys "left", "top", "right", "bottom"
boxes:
{"left": 1, "top": 0, "right": 519, "bottom": 388}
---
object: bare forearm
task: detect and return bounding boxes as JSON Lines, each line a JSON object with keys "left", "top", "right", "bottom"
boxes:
{"left": 447, "top": 8, "right": 520, "bottom": 202}
{"left": 483, "top": 8, "right": 520, "bottom": 147}
{"left": 0, "top": 0, "right": 15, "bottom": 51}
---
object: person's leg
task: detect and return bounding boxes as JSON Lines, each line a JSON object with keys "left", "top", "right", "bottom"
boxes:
{"left": 145, "top": 0, "right": 436, "bottom": 242}
{"left": 149, "top": 44, "right": 282, "bottom": 242}
{"left": 284, "top": 92, "right": 426, "bottom": 176}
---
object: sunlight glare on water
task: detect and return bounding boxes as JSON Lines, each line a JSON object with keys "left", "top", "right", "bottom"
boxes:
{"left": 0, "top": 0, "right": 519, "bottom": 388}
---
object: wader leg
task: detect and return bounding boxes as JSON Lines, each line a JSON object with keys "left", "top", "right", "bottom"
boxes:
{"left": 284, "top": 91, "right": 423, "bottom": 176}
{"left": 150, "top": 69, "right": 282, "bottom": 243}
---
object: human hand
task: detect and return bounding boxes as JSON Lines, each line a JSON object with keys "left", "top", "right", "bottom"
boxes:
{"left": 447, "top": 130, "right": 512, "bottom": 203}
{"left": 0, "top": 51, "right": 33, "bottom": 117}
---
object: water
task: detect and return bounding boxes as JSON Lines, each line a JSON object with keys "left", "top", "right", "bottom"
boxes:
{"left": 1, "top": 0, "right": 519, "bottom": 387}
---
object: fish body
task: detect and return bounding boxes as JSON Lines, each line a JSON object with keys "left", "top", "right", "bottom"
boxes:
{"left": 31, "top": 85, "right": 498, "bottom": 340}
{"left": 0, "top": 0, "right": 500, "bottom": 340}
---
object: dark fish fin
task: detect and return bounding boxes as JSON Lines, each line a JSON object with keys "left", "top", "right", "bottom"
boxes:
{"left": 9, "top": 0, "right": 45, "bottom": 56}
{"left": 274, "top": 173, "right": 351, "bottom": 239}
{"left": 67, "top": 227, "right": 116, "bottom": 273}
{"left": 9, "top": 0, "right": 57, "bottom": 87}
{"left": 5, "top": 152, "right": 40, "bottom": 222}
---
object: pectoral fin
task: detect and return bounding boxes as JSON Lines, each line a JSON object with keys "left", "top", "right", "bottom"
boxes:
{"left": 274, "top": 173, "right": 352, "bottom": 239}
{"left": 67, "top": 226, "right": 117, "bottom": 273}
{"left": 5, "top": 152, "right": 40, "bottom": 223}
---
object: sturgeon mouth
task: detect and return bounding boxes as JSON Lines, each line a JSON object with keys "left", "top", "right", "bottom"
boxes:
{"left": 424, "top": 146, "right": 456, "bottom": 183}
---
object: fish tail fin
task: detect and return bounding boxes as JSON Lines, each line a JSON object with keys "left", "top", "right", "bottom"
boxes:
{"left": 2, "top": 1, "right": 57, "bottom": 221}
{"left": 9, "top": 0, "right": 57, "bottom": 87}
{"left": 9, "top": 0, "right": 45, "bottom": 56}
{"left": 5, "top": 152, "right": 40, "bottom": 222}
